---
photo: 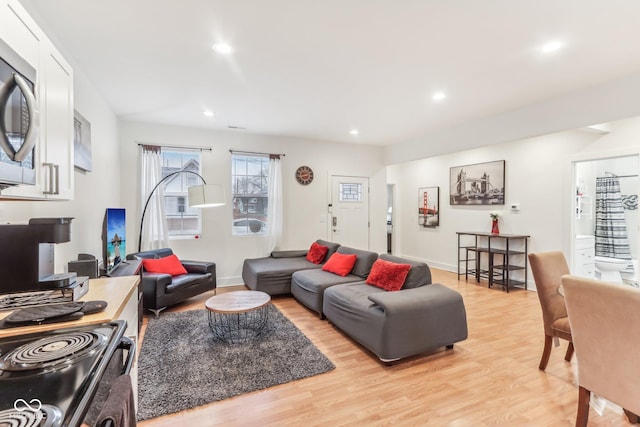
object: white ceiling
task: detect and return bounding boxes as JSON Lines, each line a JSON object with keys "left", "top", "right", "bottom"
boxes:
{"left": 20, "top": 0, "right": 640, "bottom": 147}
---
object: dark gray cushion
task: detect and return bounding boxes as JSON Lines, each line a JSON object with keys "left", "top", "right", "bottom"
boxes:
{"left": 335, "top": 247, "right": 378, "bottom": 278}
{"left": 379, "top": 254, "right": 432, "bottom": 289}
{"left": 271, "top": 250, "right": 308, "bottom": 258}
{"left": 127, "top": 248, "right": 174, "bottom": 261}
{"left": 316, "top": 239, "right": 340, "bottom": 261}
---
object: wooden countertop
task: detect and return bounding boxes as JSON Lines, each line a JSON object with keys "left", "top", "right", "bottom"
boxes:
{"left": 0, "top": 275, "right": 139, "bottom": 338}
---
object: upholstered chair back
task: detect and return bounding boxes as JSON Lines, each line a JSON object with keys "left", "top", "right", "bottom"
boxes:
{"left": 528, "top": 251, "right": 570, "bottom": 336}
{"left": 562, "top": 275, "right": 640, "bottom": 422}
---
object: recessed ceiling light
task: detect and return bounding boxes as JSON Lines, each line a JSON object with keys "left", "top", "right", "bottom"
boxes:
{"left": 212, "top": 43, "right": 233, "bottom": 54}
{"left": 432, "top": 92, "right": 446, "bottom": 101}
{"left": 350, "top": 129, "right": 359, "bottom": 136}
{"left": 203, "top": 110, "right": 214, "bottom": 117}
{"left": 541, "top": 41, "right": 564, "bottom": 53}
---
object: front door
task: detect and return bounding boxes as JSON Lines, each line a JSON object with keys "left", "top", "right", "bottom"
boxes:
{"left": 330, "top": 175, "right": 369, "bottom": 248}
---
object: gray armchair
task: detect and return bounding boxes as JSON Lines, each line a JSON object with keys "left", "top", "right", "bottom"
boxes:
{"left": 126, "top": 248, "right": 216, "bottom": 317}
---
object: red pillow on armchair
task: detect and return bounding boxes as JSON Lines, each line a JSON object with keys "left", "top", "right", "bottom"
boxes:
{"left": 366, "top": 259, "right": 412, "bottom": 291}
{"left": 306, "top": 242, "right": 329, "bottom": 264}
{"left": 142, "top": 254, "right": 188, "bottom": 276}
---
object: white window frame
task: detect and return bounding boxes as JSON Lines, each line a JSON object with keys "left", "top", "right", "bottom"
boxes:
{"left": 161, "top": 148, "right": 203, "bottom": 239}
{"left": 231, "top": 153, "right": 269, "bottom": 236}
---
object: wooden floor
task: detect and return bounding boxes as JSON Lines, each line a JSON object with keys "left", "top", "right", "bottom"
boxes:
{"left": 137, "top": 269, "right": 632, "bottom": 427}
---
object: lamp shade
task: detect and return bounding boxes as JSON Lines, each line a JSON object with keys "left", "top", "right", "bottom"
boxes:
{"left": 188, "top": 184, "right": 226, "bottom": 208}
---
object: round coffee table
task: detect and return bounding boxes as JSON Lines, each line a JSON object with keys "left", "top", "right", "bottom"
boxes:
{"left": 205, "top": 290, "right": 271, "bottom": 343}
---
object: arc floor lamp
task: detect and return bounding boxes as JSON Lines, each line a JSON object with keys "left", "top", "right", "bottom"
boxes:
{"left": 138, "top": 170, "right": 225, "bottom": 251}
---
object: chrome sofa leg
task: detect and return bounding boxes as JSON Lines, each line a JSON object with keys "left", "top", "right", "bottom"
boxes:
{"left": 149, "top": 307, "right": 167, "bottom": 318}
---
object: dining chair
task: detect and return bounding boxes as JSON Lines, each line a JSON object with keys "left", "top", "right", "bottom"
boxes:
{"left": 527, "top": 251, "right": 574, "bottom": 370}
{"left": 562, "top": 275, "right": 640, "bottom": 426}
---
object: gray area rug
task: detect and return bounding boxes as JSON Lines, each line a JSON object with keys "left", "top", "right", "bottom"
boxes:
{"left": 137, "top": 306, "right": 335, "bottom": 421}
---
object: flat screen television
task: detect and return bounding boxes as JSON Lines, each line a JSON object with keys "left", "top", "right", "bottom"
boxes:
{"left": 103, "top": 208, "right": 126, "bottom": 273}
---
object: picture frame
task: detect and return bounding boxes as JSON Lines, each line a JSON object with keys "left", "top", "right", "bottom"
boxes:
{"left": 74, "top": 110, "right": 92, "bottom": 172}
{"left": 450, "top": 160, "right": 505, "bottom": 205}
{"left": 418, "top": 186, "right": 439, "bottom": 228}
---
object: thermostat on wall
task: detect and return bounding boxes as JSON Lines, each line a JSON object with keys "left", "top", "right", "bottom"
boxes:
{"left": 510, "top": 203, "right": 520, "bottom": 211}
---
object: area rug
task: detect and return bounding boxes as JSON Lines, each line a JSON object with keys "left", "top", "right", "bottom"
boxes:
{"left": 136, "top": 306, "right": 335, "bottom": 421}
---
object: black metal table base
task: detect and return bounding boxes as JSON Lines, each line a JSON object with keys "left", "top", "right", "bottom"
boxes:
{"left": 208, "top": 305, "right": 270, "bottom": 344}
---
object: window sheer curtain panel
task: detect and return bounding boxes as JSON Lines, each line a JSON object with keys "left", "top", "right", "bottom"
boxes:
{"left": 140, "top": 145, "right": 169, "bottom": 250}
{"left": 266, "top": 155, "right": 283, "bottom": 254}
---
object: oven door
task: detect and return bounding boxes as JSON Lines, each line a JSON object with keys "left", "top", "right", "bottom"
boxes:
{"left": 80, "top": 336, "right": 136, "bottom": 427}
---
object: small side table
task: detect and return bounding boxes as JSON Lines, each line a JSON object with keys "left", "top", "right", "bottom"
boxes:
{"left": 205, "top": 290, "right": 271, "bottom": 344}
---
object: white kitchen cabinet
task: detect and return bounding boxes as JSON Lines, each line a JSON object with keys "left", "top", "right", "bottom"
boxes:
{"left": 39, "top": 42, "right": 74, "bottom": 199}
{"left": 0, "top": 0, "right": 74, "bottom": 200}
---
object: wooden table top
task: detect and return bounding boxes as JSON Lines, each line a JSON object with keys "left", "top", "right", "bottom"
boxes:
{"left": 0, "top": 275, "right": 139, "bottom": 339}
{"left": 205, "top": 290, "right": 271, "bottom": 314}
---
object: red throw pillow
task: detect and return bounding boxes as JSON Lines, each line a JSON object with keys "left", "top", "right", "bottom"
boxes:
{"left": 142, "top": 254, "right": 188, "bottom": 276}
{"left": 322, "top": 253, "right": 357, "bottom": 277}
{"left": 366, "top": 259, "right": 412, "bottom": 291}
{"left": 306, "top": 242, "right": 329, "bottom": 264}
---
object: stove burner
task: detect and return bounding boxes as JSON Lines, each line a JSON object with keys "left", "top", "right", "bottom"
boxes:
{"left": 0, "top": 404, "right": 62, "bottom": 427}
{"left": 0, "top": 332, "right": 105, "bottom": 373}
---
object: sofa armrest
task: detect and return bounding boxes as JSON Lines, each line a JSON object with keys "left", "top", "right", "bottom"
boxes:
{"left": 271, "top": 250, "right": 308, "bottom": 258}
{"left": 367, "top": 284, "right": 462, "bottom": 316}
{"left": 140, "top": 272, "right": 173, "bottom": 298}
{"left": 181, "top": 260, "right": 216, "bottom": 275}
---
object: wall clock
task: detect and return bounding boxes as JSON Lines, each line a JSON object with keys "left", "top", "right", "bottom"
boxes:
{"left": 295, "top": 166, "right": 314, "bottom": 185}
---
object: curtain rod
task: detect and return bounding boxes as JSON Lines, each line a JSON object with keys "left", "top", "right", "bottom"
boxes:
{"left": 137, "top": 142, "right": 213, "bottom": 152}
{"left": 599, "top": 172, "right": 639, "bottom": 179}
{"left": 229, "top": 149, "right": 285, "bottom": 157}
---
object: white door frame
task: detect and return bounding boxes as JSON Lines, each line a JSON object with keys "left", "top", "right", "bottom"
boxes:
{"left": 328, "top": 174, "right": 370, "bottom": 248}
{"left": 567, "top": 147, "right": 640, "bottom": 273}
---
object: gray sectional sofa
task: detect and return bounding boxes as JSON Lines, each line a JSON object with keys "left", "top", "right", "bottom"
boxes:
{"left": 241, "top": 241, "right": 468, "bottom": 363}
{"left": 323, "top": 254, "right": 468, "bottom": 362}
{"left": 242, "top": 239, "right": 340, "bottom": 295}
{"left": 291, "top": 246, "right": 378, "bottom": 318}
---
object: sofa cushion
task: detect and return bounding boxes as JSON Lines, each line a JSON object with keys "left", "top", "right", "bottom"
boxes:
{"left": 142, "top": 254, "right": 188, "bottom": 276}
{"left": 366, "top": 259, "right": 411, "bottom": 291}
{"left": 306, "top": 242, "right": 329, "bottom": 264}
{"left": 335, "top": 247, "right": 378, "bottom": 278}
{"left": 128, "top": 248, "right": 174, "bottom": 260}
{"left": 316, "top": 239, "right": 340, "bottom": 259}
{"left": 322, "top": 252, "right": 357, "bottom": 276}
{"left": 379, "top": 254, "right": 432, "bottom": 289}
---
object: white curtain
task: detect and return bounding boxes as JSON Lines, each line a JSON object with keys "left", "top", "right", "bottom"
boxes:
{"left": 265, "top": 155, "right": 283, "bottom": 254}
{"left": 140, "top": 145, "right": 169, "bottom": 251}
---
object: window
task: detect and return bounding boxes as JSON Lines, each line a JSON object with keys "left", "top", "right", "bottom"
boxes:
{"left": 231, "top": 153, "right": 269, "bottom": 235}
{"left": 340, "top": 183, "right": 363, "bottom": 202}
{"left": 161, "top": 149, "right": 202, "bottom": 236}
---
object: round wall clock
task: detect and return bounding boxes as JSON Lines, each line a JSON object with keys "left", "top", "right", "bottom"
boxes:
{"left": 295, "top": 166, "right": 314, "bottom": 185}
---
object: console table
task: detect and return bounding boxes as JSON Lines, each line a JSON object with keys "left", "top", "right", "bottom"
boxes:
{"left": 457, "top": 232, "right": 530, "bottom": 292}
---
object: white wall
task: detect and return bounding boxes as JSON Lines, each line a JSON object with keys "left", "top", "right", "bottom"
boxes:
{"left": 118, "top": 121, "right": 387, "bottom": 285}
{"left": 387, "top": 115, "right": 640, "bottom": 288}
{"left": 0, "top": 67, "right": 120, "bottom": 273}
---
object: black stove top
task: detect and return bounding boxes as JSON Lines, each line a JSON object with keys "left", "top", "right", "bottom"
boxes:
{"left": 0, "top": 321, "right": 126, "bottom": 427}
{"left": 0, "top": 404, "right": 63, "bottom": 427}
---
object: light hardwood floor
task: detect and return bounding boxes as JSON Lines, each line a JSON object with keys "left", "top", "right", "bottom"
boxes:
{"left": 137, "top": 269, "right": 632, "bottom": 426}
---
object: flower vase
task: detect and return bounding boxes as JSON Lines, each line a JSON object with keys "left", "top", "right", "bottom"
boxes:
{"left": 491, "top": 219, "right": 500, "bottom": 235}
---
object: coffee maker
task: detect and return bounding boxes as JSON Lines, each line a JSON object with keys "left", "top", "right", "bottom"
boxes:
{"left": 0, "top": 218, "right": 88, "bottom": 309}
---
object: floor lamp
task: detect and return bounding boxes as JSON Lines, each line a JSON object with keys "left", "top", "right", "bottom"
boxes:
{"left": 138, "top": 170, "right": 225, "bottom": 251}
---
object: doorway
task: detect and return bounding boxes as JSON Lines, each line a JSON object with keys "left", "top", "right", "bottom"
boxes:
{"left": 572, "top": 154, "right": 639, "bottom": 286}
{"left": 330, "top": 175, "right": 369, "bottom": 249}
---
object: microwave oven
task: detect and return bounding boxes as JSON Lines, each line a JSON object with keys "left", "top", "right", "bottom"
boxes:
{"left": 0, "top": 37, "right": 38, "bottom": 190}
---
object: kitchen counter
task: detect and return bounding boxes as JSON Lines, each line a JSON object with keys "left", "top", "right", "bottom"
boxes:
{"left": 0, "top": 275, "right": 140, "bottom": 339}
